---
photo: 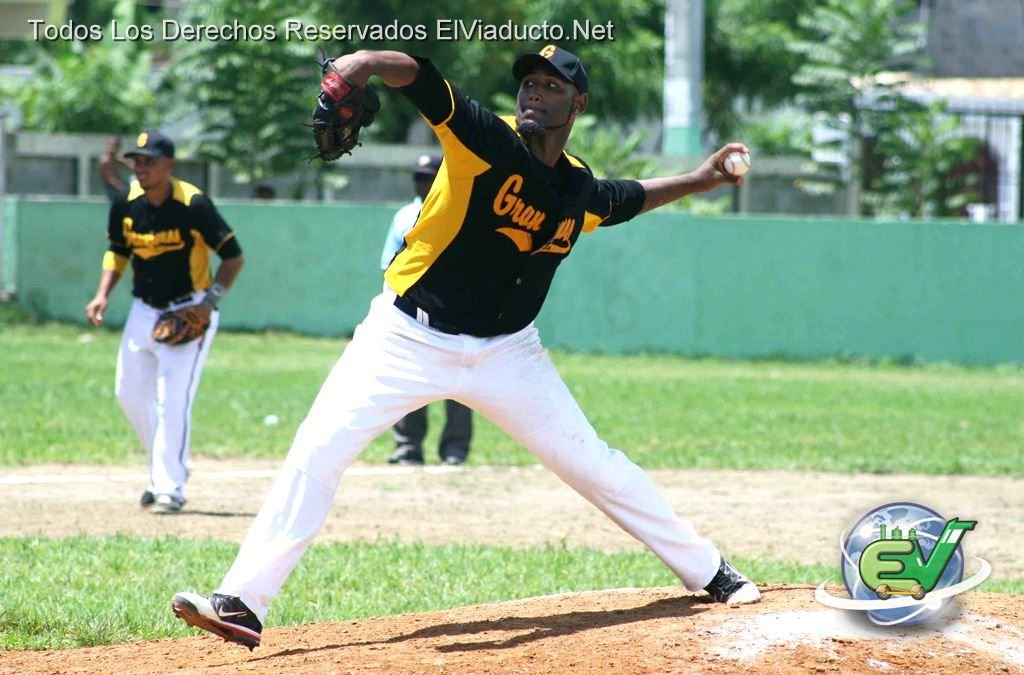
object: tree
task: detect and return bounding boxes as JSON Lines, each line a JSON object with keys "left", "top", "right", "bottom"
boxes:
{"left": 4, "top": 42, "right": 156, "bottom": 133}
{"left": 788, "top": 0, "right": 925, "bottom": 215}
{"left": 566, "top": 117, "right": 658, "bottom": 180}
{"left": 525, "top": 0, "right": 665, "bottom": 122}
{"left": 163, "top": 0, "right": 327, "bottom": 184}
{"left": 864, "top": 98, "right": 982, "bottom": 218}
{"left": 704, "top": 0, "right": 817, "bottom": 144}
{"left": 1, "top": 0, "right": 158, "bottom": 133}
{"left": 314, "top": 0, "right": 666, "bottom": 141}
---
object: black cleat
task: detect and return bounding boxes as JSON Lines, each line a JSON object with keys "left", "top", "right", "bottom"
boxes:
{"left": 388, "top": 448, "right": 425, "bottom": 465}
{"left": 703, "top": 557, "right": 761, "bottom": 605}
{"left": 152, "top": 494, "right": 184, "bottom": 514}
{"left": 140, "top": 490, "right": 155, "bottom": 508}
{"left": 172, "top": 592, "right": 262, "bottom": 650}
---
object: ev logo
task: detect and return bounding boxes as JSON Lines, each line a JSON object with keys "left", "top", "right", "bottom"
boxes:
{"left": 816, "top": 502, "right": 991, "bottom": 626}
{"left": 859, "top": 517, "right": 975, "bottom": 601}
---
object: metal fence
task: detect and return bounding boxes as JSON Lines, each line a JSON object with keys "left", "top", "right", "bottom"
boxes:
{"left": 954, "top": 106, "right": 1024, "bottom": 223}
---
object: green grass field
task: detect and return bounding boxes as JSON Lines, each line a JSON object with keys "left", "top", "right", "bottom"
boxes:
{"left": 3, "top": 536, "right": 1017, "bottom": 650}
{"left": 2, "top": 321, "right": 1022, "bottom": 474}
{"left": 1, "top": 317, "right": 1021, "bottom": 650}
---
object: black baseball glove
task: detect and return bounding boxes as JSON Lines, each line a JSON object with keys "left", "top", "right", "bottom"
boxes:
{"left": 312, "top": 57, "right": 381, "bottom": 161}
{"left": 152, "top": 306, "right": 210, "bottom": 346}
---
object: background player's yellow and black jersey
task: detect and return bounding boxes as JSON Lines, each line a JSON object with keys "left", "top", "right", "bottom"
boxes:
{"left": 389, "top": 58, "right": 646, "bottom": 337}
{"left": 104, "top": 178, "right": 242, "bottom": 308}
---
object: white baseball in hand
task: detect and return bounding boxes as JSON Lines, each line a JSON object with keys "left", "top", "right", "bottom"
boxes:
{"left": 723, "top": 151, "right": 751, "bottom": 177}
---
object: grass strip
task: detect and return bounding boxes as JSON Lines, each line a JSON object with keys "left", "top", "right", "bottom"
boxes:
{"left": 1, "top": 535, "right": 1018, "bottom": 650}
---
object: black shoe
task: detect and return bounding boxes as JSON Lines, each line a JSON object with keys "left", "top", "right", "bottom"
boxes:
{"left": 388, "top": 448, "right": 424, "bottom": 465}
{"left": 152, "top": 494, "right": 185, "bottom": 514}
{"left": 441, "top": 455, "right": 467, "bottom": 466}
{"left": 140, "top": 490, "right": 155, "bottom": 508}
{"left": 172, "top": 592, "right": 262, "bottom": 650}
{"left": 703, "top": 557, "right": 761, "bottom": 605}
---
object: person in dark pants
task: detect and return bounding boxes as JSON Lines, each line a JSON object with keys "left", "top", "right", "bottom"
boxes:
{"left": 392, "top": 399, "right": 472, "bottom": 466}
{"left": 380, "top": 153, "right": 473, "bottom": 466}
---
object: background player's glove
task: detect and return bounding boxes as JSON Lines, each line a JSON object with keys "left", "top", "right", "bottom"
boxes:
{"left": 152, "top": 307, "right": 210, "bottom": 345}
{"left": 312, "top": 57, "right": 381, "bottom": 161}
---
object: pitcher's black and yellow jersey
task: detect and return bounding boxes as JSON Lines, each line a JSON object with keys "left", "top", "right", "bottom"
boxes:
{"left": 103, "top": 178, "right": 242, "bottom": 308}
{"left": 388, "top": 58, "right": 646, "bottom": 336}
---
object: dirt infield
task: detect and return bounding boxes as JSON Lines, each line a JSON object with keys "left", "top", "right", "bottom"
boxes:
{"left": 2, "top": 461, "right": 1023, "bottom": 673}
{"left": 4, "top": 587, "right": 1023, "bottom": 673}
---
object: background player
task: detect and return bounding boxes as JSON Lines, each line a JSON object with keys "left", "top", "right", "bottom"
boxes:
{"left": 85, "top": 129, "right": 244, "bottom": 514}
{"left": 172, "top": 46, "right": 757, "bottom": 649}
{"left": 381, "top": 153, "right": 473, "bottom": 466}
{"left": 97, "top": 136, "right": 132, "bottom": 202}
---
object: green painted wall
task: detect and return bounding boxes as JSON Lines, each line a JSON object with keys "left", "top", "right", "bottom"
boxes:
{"left": 540, "top": 214, "right": 1024, "bottom": 364}
{"left": 10, "top": 198, "right": 1024, "bottom": 365}
{"left": 13, "top": 198, "right": 393, "bottom": 336}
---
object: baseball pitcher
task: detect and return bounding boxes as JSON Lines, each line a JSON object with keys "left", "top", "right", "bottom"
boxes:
{"left": 172, "top": 46, "right": 757, "bottom": 650}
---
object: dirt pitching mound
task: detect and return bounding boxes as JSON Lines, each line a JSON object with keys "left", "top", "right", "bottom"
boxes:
{"left": 5, "top": 586, "right": 1023, "bottom": 674}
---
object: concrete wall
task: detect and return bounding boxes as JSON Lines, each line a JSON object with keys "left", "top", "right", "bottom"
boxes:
{"left": 927, "top": 0, "right": 1024, "bottom": 77}
{"left": 2, "top": 132, "right": 447, "bottom": 203}
{"left": 9, "top": 198, "right": 1024, "bottom": 365}
{"left": 3, "top": 131, "right": 848, "bottom": 218}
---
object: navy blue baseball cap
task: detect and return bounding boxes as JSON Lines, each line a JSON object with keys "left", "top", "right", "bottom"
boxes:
{"left": 124, "top": 129, "right": 175, "bottom": 159}
{"left": 413, "top": 153, "right": 442, "bottom": 177}
{"left": 513, "top": 45, "right": 589, "bottom": 95}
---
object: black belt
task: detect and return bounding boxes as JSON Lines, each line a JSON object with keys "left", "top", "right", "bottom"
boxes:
{"left": 393, "top": 295, "right": 463, "bottom": 335}
{"left": 142, "top": 293, "right": 194, "bottom": 310}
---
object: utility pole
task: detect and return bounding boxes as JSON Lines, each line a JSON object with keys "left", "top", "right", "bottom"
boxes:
{"left": 662, "top": 0, "right": 704, "bottom": 157}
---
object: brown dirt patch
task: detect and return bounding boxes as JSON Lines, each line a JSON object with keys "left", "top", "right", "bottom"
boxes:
{"left": 3, "top": 587, "right": 1024, "bottom": 674}
{"left": 2, "top": 460, "right": 1023, "bottom": 672}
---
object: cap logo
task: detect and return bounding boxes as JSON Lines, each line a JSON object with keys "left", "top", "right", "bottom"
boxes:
{"left": 539, "top": 45, "right": 557, "bottom": 58}
{"left": 136, "top": 132, "right": 148, "bottom": 147}
{"left": 417, "top": 155, "right": 431, "bottom": 167}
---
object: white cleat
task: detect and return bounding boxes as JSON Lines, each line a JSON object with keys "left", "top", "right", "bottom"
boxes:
{"left": 704, "top": 557, "right": 762, "bottom": 605}
{"left": 172, "top": 591, "right": 263, "bottom": 650}
{"left": 725, "top": 580, "right": 761, "bottom": 605}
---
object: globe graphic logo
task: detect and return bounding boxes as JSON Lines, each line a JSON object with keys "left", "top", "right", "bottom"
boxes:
{"left": 841, "top": 502, "right": 965, "bottom": 626}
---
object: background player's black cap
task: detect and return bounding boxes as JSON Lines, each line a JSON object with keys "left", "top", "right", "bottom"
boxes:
{"left": 124, "top": 129, "right": 175, "bottom": 159}
{"left": 413, "top": 153, "right": 442, "bottom": 178}
{"left": 513, "top": 45, "right": 588, "bottom": 95}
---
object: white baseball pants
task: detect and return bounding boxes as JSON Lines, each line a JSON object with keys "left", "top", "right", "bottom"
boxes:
{"left": 115, "top": 298, "right": 218, "bottom": 501}
{"left": 218, "top": 291, "right": 720, "bottom": 622}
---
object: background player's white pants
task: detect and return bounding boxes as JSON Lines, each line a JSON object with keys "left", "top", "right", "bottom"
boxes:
{"left": 218, "top": 291, "right": 720, "bottom": 622}
{"left": 115, "top": 298, "right": 218, "bottom": 501}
